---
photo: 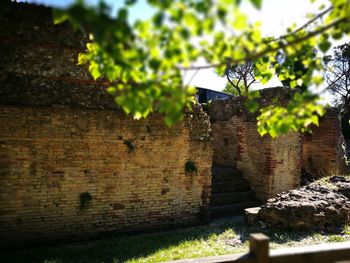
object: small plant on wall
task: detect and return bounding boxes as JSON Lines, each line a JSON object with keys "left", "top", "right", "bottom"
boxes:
{"left": 79, "top": 192, "right": 92, "bottom": 209}
{"left": 123, "top": 139, "right": 135, "bottom": 153}
{"left": 185, "top": 160, "right": 198, "bottom": 173}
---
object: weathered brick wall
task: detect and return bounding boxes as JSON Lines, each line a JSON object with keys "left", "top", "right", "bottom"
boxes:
{"left": 270, "top": 133, "right": 302, "bottom": 195}
{"left": 210, "top": 88, "right": 302, "bottom": 201}
{"left": 211, "top": 117, "right": 239, "bottom": 167}
{"left": 0, "top": 106, "right": 212, "bottom": 247}
{"left": 0, "top": 1, "right": 89, "bottom": 81}
{"left": 210, "top": 87, "right": 348, "bottom": 200}
{"left": 302, "top": 110, "right": 349, "bottom": 177}
{"left": 0, "top": 2, "right": 212, "bottom": 247}
{"left": 210, "top": 97, "right": 245, "bottom": 167}
{"left": 236, "top": 122, "right": 301, "bottom": 200}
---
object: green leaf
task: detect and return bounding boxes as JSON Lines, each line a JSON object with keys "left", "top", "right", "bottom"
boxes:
{"left": 118, "top": 8, "right": 128, "bottom": 21}
{"left": 233, "top": 9, "right": 248, "bottom": 30}
{"left": 107, "top": 87, "right": 117, "bottom": 95}
{"left": 183, "top": 12, "right": 197, "bottom": 28}
{"left": 52, "top": 9, "right": 69, "bottom": 24}
{"left": 312, "top": 75, "right": 323, "bottom": 85}
{"left": 153, "top": 12, "right": 164, "bottom": 26}
{"left": 249, "top": 0, "right": 262, "bottom": 9}
{"left": 319, "top": 40, "right": 331, "bottom": 53}
{"left": 217, "top": 7, "right": 227, "bottom": 20}
{"left": 149, "top": 58, "right": 161, "bottom": 70}
{"left": 269, "top": 128, "right": 279, "bottom": 138}
{"left": 257, "top": 125, "right": 267, "bottom": 136}
{"left": 311, "top": 115, "right": 319, "bottom": 126}
{"left": 290, "top": 80, "right": 297, "bottom": 88}
{"left": 245, "top": 99, "right": 259, "bottom": 113}
{"left": 248, "top": 90, "right": 261, "bottom": 99}
{"left": 77, "top": 53, "right": 88, "bottom": 65}
{"left": 124, "top": 0, "right": 137, "bottom": 6}
{"left": 89, "top": 63, "right": 101, "bottom": 80}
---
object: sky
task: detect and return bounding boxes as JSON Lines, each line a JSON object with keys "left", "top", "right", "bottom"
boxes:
{"left": 22, "top": 0, "right": 338, "bottom": 102}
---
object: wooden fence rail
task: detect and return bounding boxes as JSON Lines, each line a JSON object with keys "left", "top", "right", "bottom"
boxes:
{"left": 167, "top": 233, "right": 350, "bottom": 263}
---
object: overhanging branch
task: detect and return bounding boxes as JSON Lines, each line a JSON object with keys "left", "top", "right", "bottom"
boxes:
{"left": 179, "top": 17, "right": 348, "bottom": 71}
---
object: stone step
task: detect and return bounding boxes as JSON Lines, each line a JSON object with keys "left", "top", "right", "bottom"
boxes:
{"left": 211, "top": 165, "right": 243, "bottom": 178}
{"left": 211, "top": 165, "right": 249, "bottom": 185}
{"left": 210, "top": 191, "right": 256, "bottom": 206}
{"left": 210, "top": 201, "right": 260, "bottom": 219}
{"left": 244, "top": 207, "right": 261, "bottom": 225}
{"left": 211, "top": 174, "right": 247, "bottom": 184}
{"left": 211, "top": 180, "right": 251, "bottom": 193}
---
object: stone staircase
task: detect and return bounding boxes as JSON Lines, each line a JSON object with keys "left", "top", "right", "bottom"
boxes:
{"left": 210, "top": 165, "right": 260, "bottom": 218}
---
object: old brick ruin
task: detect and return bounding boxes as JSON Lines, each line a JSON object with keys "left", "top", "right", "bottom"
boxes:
{"left": 302, "top": 109, "right": 348, "bottom": 178}
{"left": 210, "top": 88, "right": 348, "bottom": 201}
{"left": 0, "top": 1, "right": 348, "bottom": 247}
{"left": 0, "top": 2, "right": 212, "bottom": 247}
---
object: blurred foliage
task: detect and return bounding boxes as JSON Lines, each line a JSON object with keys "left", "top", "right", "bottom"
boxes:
{"left": 257, "top": 92, "right": 325, "bottom": 137}
{"left": 53, "top": 0, "right": 350, "bottom": 136}
{"left": 222, "top": 81, "right": 246, "bottom": 96}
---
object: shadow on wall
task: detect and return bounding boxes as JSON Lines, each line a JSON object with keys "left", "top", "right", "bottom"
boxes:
{"left": 341, "top": 112, "right": 350, "bottom": 159}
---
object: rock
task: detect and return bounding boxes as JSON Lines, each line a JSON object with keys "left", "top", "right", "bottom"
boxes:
{"left": 258, "top": 184, "right": 350, "bottom": 230}
{"left": 300, "top": 168, "right": 316, "bottom": 186}
{"left": 335, "top": 182, "right": 350, "bottom": 199}
{"left": 244, "top": 207, "right": 261, "bottom": 225}
{"left": 328, "top": 176, "right": 350, "bottom": 199}
{"left": 330, "top": 176, "right": 347, "bottom": 183}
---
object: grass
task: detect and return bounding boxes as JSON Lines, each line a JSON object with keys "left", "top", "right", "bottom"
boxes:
{"left": 1, "top": 216, "right": 350, "bottom": 263}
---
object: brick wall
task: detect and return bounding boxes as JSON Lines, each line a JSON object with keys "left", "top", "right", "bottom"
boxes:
{"left": 210, "top": 88, "right": 302, "bottom": 201}
{"left": 0, "top": 2, "right": 212, "bottom": 247}
{"left": 236, "top": 122, "right": 301, "bottom": 200}
{"left": 210, "top": 88, "right": 348, "bottom": 200}
{"left": 212, "top": 117, "right": 239, "bottom": 167}
{"left": 0, "top": 106, "right": 212, "bottom": 247}
{"left": 210, "top": 96, "right": 247, "bottom": 167}
{"left": 302, "top": 110, "right": 349, "bottom": 177}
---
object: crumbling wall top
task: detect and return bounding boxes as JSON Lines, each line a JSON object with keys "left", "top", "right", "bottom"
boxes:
{"left": 209, "top": 87, "right": 294, "bottom": 122}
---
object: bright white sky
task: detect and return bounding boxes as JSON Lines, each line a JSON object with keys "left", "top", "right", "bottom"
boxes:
{"left": 23, "top": 0, "right": 340, "bottom": 103}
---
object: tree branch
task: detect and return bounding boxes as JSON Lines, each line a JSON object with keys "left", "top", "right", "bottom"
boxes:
{"left": 264, "top": 6, "right": 333, "bottom": 44}
{"left": 179, "top": 17, "right": 348, "bottom": 71}
{"left": 226, "top": 69, "right": 241, "bottom": 95}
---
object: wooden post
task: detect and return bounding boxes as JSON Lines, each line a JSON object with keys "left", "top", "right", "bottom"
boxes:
{"left": 249, "top": 233, "right": 270, "bottom": 263}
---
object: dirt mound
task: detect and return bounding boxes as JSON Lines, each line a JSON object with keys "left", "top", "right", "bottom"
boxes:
{"left": 258, "top": 181, "right": 350, "bottom": 230}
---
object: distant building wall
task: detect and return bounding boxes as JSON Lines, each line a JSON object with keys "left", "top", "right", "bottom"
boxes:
{"left": 196, "top": 88, "right": 232, "bottom": 104}
{"left": 0, "top": 2, "right": 212, "bottom": 247}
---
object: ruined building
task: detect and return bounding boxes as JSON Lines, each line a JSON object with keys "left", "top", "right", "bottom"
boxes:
{"left": 0, "top": 1, "right": 348, "bottom": 247}
{"left": 210, "top": 90, "right": 348, "bottom": 201}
